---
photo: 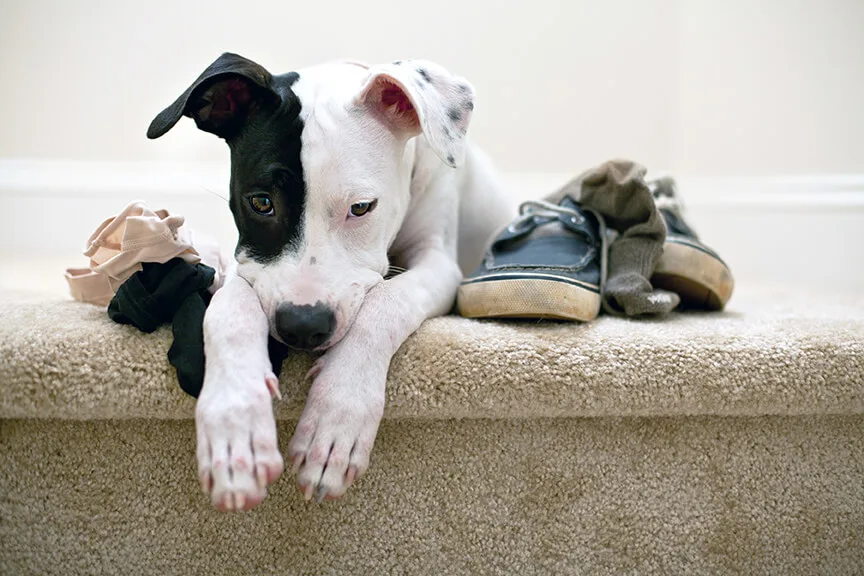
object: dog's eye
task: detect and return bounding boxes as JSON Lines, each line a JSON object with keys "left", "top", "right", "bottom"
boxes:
{"left": 250, "top": 194, "right": 274, "bottom": 216}
{"left": 349, "top": 199, "right": 378, "bottom": 217}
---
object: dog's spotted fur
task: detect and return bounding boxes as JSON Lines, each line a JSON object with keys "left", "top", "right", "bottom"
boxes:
{"left": 149, "top": 53, "right": 512, "bottom": 508}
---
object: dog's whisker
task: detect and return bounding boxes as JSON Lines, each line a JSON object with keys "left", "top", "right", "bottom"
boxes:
{"left": 386, "top": 265, "right": 408, "bottom": 278}
{"left": 201, "top": 186, "right": 229, "bottom": 203}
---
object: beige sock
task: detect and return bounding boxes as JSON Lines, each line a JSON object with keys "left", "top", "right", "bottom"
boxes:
{"left": 65, "top": 201, "right": 228, "bottom": 307}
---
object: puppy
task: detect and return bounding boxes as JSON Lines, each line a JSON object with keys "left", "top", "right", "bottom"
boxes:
{"left": 148, "top": 53, "right": 512, "bottom": 509}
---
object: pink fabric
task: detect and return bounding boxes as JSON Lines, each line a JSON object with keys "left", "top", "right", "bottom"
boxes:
{"left": 64, "top": 268, "right": 115, "bottom": 307}
{"left": 65, "top": 201, "right": 228, "bottom": 307}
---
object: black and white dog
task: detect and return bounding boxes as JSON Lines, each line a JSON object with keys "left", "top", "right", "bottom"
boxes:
{"left": 149, "top": 53, "right": 511, "bottom": 509}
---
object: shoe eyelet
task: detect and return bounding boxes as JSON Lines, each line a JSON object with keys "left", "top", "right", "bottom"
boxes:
{"left": 570, "top": 216, "right": 584, "bottom": 225}
{"left": 508, "top": 217, "right": 536, "bottom": 234}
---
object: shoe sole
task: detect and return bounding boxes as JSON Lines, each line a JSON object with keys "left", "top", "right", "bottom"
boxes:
{"left": 457, "top": 273, "right": 601, "bottom": 321}
{"left": 651, "top": 240, "right": 734, "bottom": 310}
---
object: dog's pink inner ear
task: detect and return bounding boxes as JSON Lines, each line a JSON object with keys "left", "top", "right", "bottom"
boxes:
{"left": 366, "top": 77, "right": 420, "bottom": 134}
{"left": 381, "top": 84, "right": 413, "bottom": 113}
{"left": 209, "top": 78, "right": 252, "bottom": 122}
{"left": 191, "top": 77, "right": 254, "bottom": 129}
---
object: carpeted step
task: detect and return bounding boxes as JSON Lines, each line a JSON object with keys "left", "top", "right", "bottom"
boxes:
{"left": 1, "top": 288, "right": 863, "bottom": 575}
{"left": 1, "top": 288, "right": 863, "bottom": 420}
{"left": 2, "top": 416, "right": 863, "bottom": 575}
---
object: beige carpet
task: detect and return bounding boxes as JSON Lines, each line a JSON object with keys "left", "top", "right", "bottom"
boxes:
{"left": 1, "top": 288, "right": 863, "bottom": 574}
{"left": 2, "top": 288, "right": 863, "bottom": 420}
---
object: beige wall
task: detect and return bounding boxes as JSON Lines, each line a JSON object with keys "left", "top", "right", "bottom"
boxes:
{"left": 674, "top": 0, "right": 864, "bottom": 175}
{"left": 2, "top": 0, "right": 862, "bottom": 175}
{"left": 1, "top": 0, "right": 863, "bottom": 293}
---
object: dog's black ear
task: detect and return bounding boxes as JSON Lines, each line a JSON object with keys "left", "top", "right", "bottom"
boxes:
{"left": 147, "top": 52, "right": 277, "bottom": 140}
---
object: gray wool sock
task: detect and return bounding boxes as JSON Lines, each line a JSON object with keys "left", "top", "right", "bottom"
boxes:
{"left": 547, "top": 159, "right": 680, "bottom": 317}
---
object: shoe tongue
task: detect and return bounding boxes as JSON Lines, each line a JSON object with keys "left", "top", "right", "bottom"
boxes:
{"left": 528, "top": 220, "right": 568, "bottom": 239}
{"left": 559, "top": 196, "right": 580, "bottom": 212}
{"left": 661, "top": 207, "right": 699, "bottom": 239}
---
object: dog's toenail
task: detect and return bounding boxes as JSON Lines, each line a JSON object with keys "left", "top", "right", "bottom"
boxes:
{"left": 291, "top": 456, "right": 303, "bottom": 474}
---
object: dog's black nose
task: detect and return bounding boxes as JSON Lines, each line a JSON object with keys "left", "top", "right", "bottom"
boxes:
{"left": 274, "top": 303, "right": 336, "bottom": 350}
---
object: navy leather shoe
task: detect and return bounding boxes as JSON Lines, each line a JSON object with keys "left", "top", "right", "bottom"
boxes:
{"left": 649, "top": 176, "right": 734, "bottom": 310}
{"left": 457, "top": 197, "right": 606, "bottom": 321}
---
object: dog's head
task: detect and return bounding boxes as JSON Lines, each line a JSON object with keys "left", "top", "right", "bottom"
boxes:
{"left": 148, "top": 53, "right": 474, "bottom": 350}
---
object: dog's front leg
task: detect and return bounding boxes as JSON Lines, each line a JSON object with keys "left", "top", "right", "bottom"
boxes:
{"left": 289, "top": 246, "right": 462, "bottom": 501}
{"left": 195, "top": 276, "right": 284, "bottom": 511}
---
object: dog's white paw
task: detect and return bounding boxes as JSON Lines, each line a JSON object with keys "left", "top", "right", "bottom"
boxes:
{"left": 195, "top": 371, "right": 284, "bottom": 511}
{"left": 288, "top": 355, "right": 385, "bottom": 502}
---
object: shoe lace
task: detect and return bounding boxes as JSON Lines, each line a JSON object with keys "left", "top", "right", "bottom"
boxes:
{"left": 648, "top": 175, "right": 681, "bottom": 211}
{"left": 509, "top": 199, "right": 586, "bottom": 233}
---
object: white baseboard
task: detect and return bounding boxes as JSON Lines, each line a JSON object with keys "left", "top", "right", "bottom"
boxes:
{"left": 0, "top": 159, "right": 232, "bottom": 198}
{"left": 2, "top": 159, "right": 863, "bottom": 292}
{"left": 3, "top": 159, "right": 864, "bottom": 206}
